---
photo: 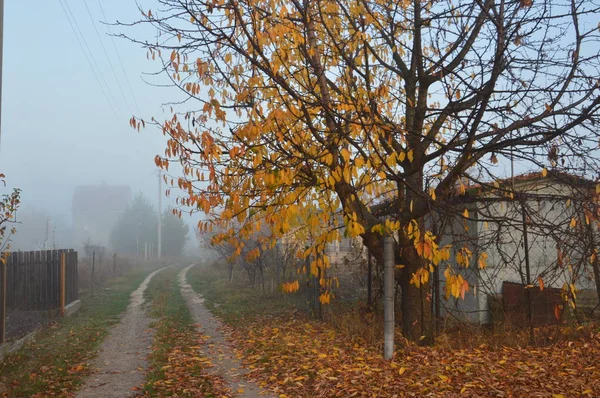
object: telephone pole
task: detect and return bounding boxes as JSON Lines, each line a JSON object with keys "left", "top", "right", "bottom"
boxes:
{"left": 0, "top": 0, "right": 5, "bottom": 152}
{"left": 157, "top": 169, "right": 162, "bottom": 259}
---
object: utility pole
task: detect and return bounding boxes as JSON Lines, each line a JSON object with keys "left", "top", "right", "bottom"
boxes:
{"left": 44, "top": 217, "right": 49, "bottom": 250}
{"left": 0, "top": 0, "right": 5, "bottom": 341}
{"left": 0, "top": 0, "right": 4, "bottom": 152}
{"left": 136, "top": 222, "right": 139, "bottom": 266}
{"left": 157, "top": 170, "right": 162, "bottom": 259}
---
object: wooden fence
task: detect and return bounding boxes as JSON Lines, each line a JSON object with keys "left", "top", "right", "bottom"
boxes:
{"left": 0, "top": 249, "right": 78, "bottom": 343}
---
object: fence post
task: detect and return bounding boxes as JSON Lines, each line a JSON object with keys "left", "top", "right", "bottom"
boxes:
{"left": 0, "top": 258, "right": 6, "bottom": 344}
{"left": 60, "top": 252, "right": 66, "bottom": 316}
{"left": 73, "top": 251, "right": 79, "bottom": 302}
{"left": 91, "top": 251, "right": 95, "bottom": 296}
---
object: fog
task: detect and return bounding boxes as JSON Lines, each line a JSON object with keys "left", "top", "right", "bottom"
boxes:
{"left": 0, "top": 1, "right": 532, "bottom": 255}
{"left": 0, "top": 1, "right": 197, "bottom": 253}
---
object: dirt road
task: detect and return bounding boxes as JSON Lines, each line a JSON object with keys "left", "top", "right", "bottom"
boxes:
{"left": 178, "top": 264, "right": 272, "bottom": 398}
{"left": 76, "top": 266, "right": 169, "bottom": 398}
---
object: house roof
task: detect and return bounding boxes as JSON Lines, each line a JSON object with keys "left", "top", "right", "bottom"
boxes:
{"left": 462, "top": 169, "right": 596, "bottom": 197}
{"left": 370, "top": 169, "right": 597, "bottom": 215}
{"left": 72, "top": 184, "right": 132, "bottom": 215}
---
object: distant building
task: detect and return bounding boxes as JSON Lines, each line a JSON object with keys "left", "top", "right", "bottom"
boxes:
{"left": 72, "top": 184, "right": 132, "bottom": 249}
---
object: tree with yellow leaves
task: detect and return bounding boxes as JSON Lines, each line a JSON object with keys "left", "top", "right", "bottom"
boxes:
{"left": 125, "top": 0, "right": 600, "bottom": 343}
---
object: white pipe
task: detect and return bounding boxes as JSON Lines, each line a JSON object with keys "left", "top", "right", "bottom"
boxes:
{"left": 383, "top": 234, "right": 395, "bottom": 360}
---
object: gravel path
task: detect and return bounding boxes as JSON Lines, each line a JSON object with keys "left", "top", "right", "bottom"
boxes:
{"left": 76, "top": 267, "right": 169, "bottom": 398}
{"left": 178, "top": 264, "right": 272, "bottom": 398}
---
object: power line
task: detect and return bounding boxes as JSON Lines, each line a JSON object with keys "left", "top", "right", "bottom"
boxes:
{"left": 83, "top": 0, "right": 133, "bottom": 116}
{"left": 96, "top": 0, "right": 141, "bottom": 115}
{"left": 57, "top": 0, "right": 121, "bottom": 121}
{"left": 62, "top": 0, "right": 123, "bottom": 119}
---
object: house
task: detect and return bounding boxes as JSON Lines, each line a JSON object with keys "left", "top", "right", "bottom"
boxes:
{"left": 274, "top": 171, "right": 600, "bottom": 319}
{"left": 72, "top": 184, "right": 132, "bottom": 249}
{"left": 436, "top": 171, "right": 600, "bottom": 324}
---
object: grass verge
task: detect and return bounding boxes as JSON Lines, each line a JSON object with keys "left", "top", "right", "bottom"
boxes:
{"left": 142, "top": 266, "right": 230, "bottom": 397}
{"left": 186, "top": 263, "right": 302, "bottom": 325}
{"left": 0, "top": 264, "right": 162, "bottom": 397}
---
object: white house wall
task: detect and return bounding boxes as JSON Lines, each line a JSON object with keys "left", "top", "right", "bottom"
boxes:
{"left": 433, "top": 178, "right": 596, "bottom": 324}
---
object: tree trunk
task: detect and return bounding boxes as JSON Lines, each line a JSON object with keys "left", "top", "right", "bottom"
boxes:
{"left": 399, "top": 244, "right": 433, "bottom": 345}
{"left": 397, "top": 169, "right": 434, "bottom": 345}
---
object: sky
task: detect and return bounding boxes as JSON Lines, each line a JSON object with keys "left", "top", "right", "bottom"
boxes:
{"left": 0, "top": 1, "right": 193, "bottom": 243}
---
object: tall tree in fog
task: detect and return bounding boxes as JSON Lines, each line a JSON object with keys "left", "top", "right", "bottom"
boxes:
{"left": 110, "top": 193, "right": 157, "bottom": 255}
{"left": 161, "top": 208, "right": 189, "bottom": 257}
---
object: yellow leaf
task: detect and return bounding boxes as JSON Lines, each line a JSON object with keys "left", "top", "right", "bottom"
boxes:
{"left": 570, "top": 218, "right": 577, "bottom": 228}
{"left": 439, "top": 374, "right": 449, "bottom": 382}
{"left": 552, "top": 395, "right": 565, "bottom": 398}
{"left": 478, "top": 252, "right": 488, "bottom": 269}
{"left": 463, "top": 208, "right": 469, "bottom": 218}
{"left": 399, "top": 367, "right": 406, "bottom": 375}
{"left": 355, "top": 156, "right": 364, "bottom": 168}
{"left": 341, "top": 148, "right": 351, "bottom": 162}
{"left": 541, "top": 168, "right": 548, "bottom": 177}
{"left": 407, "top": 149, "right": 414, "bottom": 162}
